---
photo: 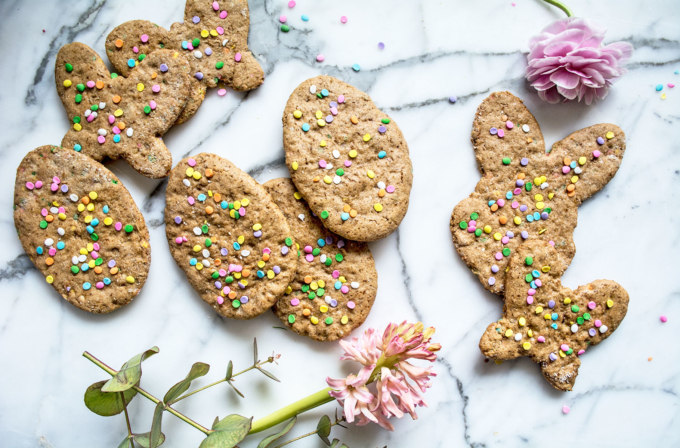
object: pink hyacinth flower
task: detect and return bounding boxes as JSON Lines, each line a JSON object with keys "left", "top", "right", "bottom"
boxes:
{"left": 526, "top": 17, "right": 633, "bottom": 105}
{"left": 338, "top": 327, "right": 382, "bottom": 366}
{"left": 327, "top": 368, "right": 375, "bottom": 423}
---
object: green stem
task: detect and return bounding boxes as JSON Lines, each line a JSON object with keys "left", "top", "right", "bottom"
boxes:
{"left": 249, "top": 387, "right": 335, "bottom": 434}
{"left": 121, "top": 393, "right": 133, "bottom": 437}
{"left": 541, "top": 0, "right": 574, "bottom": 17}
{"left": 83, "top": 352, "right": 212, "bottom": 436}
{"left": 272, "top": 417, "right": 346, "bottom": 448}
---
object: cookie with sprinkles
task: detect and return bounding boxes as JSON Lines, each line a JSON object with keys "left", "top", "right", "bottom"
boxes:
{"left": 479, "top": 240, "right": 629, "bottom": 391}
{"left": 106, "top": 0, "right": 265, "bottom": 124}
{"left": 56, "top": 42, "right": 191, "bottom": 179}
{"left": 165, "top": 154, "right": 297, "bottom": 319}
{"left": 450, "top": 91, "right": 626, "bottom": 295}
{"left": 264, "top": 178, "right": 378, "bottom": 342}
{"left": 13, "top": 145, "right": 151, "bottom": 313}
{"left": 283, "top": 75, "right": 413, "bottom": 242}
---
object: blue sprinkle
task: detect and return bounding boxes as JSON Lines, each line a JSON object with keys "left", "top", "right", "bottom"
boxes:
{"left": 530, "top": 281, "right": 536, "bottom": 289}
{"left": 103, "top": 277, "right": 111, "bottom": 285}
{"left": 551, "top": 323, "right": 558, "bottom": 330}
{"left": 86, "top": 225, "right": 94, "bottom": 234}
{"left": 551, "top": 313, "right": 559, "bottom": 321}
{"left": 113, "top": 134, "right": 121, "bottom": 143}
{"left": 317, "top": 238, "right": 325, "bottom": 247}
{"left": 527, "top": 214, "right": 534, "bottom": 222}
{"left": 334, "top": 281, "right": 342, "bottom": 290}
{"left": 341, "top": 212, "right": 349, "bottom": 221}
{"left": 190, "top": 258, "right": 197, "bottom": 266}
{"left": 182, "top": 41, "right": 189, "bottom": 50}
{"left": 301, "top": 14, "right": 309, "bottom": 21}
{"left": 532, "top": 270, "right": 541, "bottom": 278}
{"left": 83, "top": 282, "right": 92, "bottom": 291}
{"left": 91, "top": 218, "right": 99, "bottom": 226}
{"left": 488, "top": 200, "right": 496, "bottom": 207}
{"left": 257, "top": 270, "right": 265, "bottom": 278}
{"left": 656, "top": 84, "right": 663, "bottom": 91}
{"left": 81, "top": 264, "right": 89, "bottom": 272}
{"left": 37, "top": 247, "right": 43, "bottom": 255}
{"left": 302, "top": 123, "right": 310, "bottom": 132}
{"left": 533, "top": 212, "right": 540, "bottom": 221}
{"left": 570, "top": 161, "right": 577, "bottom": 169}
{"left": 103, "top": 205, "right": 109, "bottom": 214}
{"left": 74, "top": 144, "right": 82, "bottom": 152}
{"left": 352, "top": 63, "right": 361, "bottom": 72}
{"left": 505, "top": 191, "right": 513, "bottom": 200}
{"left": 127, "top": 59, "right": 136, "bottom": 68}
{"left": 321, "top": 89, "right": 329, "bottom": 97}
{"left": 378, "top": 151, "right": 386, "bottom": 159}
{"left": 198, "top": 194, "right": 207, "bottom": 202}
{"left": 233, "top": 242, "right": 241, "bottom": 250}
{"left": 57, "top": 241, "right": 65, "bottom": 250}
{"left": 221, "top": 201, "right": 228, "bottom": 209}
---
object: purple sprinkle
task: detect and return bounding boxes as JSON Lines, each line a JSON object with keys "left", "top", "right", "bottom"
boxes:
{"left": 61, "top": 184, "right": 69, "bottom": 193}
{"left": 174, "top": 216, "right": 182, "bottom": 224}
{"left": 160, "top": 63, "right": 168, "bottom": 72}
{"left": 253, "top": 230, "right": 262, "bottom": 238}
{"left": 541, "top": 212, "right": 549, "bottom": 220}
{"left": 325, "top": 236, "right": 333, "bottom": 245}
{"left": 549, "top": 353, "right": 557, "bottom": 361}
{"left": 589, "top": 328, "right": 597, "bottom": 336}
{"left": 205, "top": 47, "right": 213, "bottom": 56}
{"left": 597, "top": 137, "right": 605, "bottom": 145}
{"left": 195, "top": 72, "right": 204, "bottom": 80}
{"left": 516, "top": 179, "right": 525, "bottom": 187}
{"left": 220, "top": 248, "right": 228, "bottom": 256}
{"left": 273, "top": 265, "right": 281, "bottom": 274}
{"left": 240, "top": 296, "right": 249, "bottom": 304}
{"left": 449, "top": 95, "right": 457, "bottom": 103}
{"left": 521, "top": 231, "right": 529, "bottom": 239}
{"left": 330, "top": 299, "right": 338, "bottom": 307}
{"left": 325, "top": 115, "right": 333, "bottom": 123}
{"left": 520, "top": 158, "right": 528, "bottom": 166}
{"left": 108, "top": 260, "right": 116, "bottom": 268}
{"left": 506, "top": 231, "right": 514, "bottom": 238}
{"left": 378, "top": 42, "right": 385, "bottom": 50}
{"left": 549, "top": 300, "right": 555, "bottom": 308}
{"left": 488, "top": 277, "right": 496, "bottom": 285}
{"left": 337, "top": 240, "right": 345, "bottom": 248}
{"left": 329, "top": 101, "right": 338, "bottom": 108}
{"left": 238, "top": 282, "right": 246, "bottom": 289}
{"left": 66, "top": 286, "right": 71, "bottom": 291}
{"left": 281, "top": 246, "right": 289, "bottom": 255}
{"left": 519, "top": 205, "right": 528, "bottom": 212}
{"left": 491, "top": 265, "right": 499, "bottom": 273}
{"left": 378, "top": 126, "right": 387, "bottom": 133}
{"left": 215, "top": 281, "right": 222, "bottom": 289}
{"left": 192, "top": 16, "right": 200, "bottom": 23}
{"left": 490, "top": 127, "right": 498, "bottom": 135}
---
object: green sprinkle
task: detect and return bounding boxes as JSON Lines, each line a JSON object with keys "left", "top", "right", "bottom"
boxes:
{"left": 216, "top": 61, "right": 224, "bottom": 69}
{"left": 225, "top": 276, "right": 234, "bottom": 284}
{"left": 288, "top": 315, "right": 295, "bottom": 323}
{"left": 76, "top": 84, "right": 85, "bottom": 92}
{"left": 138, "top": 54, "right": 146, "bottom": 61}
{"left": 40, "top": 220, "right": 48, "bottom": 229}
{"left": 381, "top": 118, "right": 390, "bottom": 124}
{"left": 470, "top": 212, "right": 479, "bottom": 220}
{"left": 281, "top": 24, "right": 290, "bottom": 32}
{"left": 201, "top": 225, "right": 209, "bottom": 234}
{"left": 90, "top": 233, "right": 99, "bottom": 241}
{"left": 336, "top": 168, "right": 344, "bottom": 176}
{"left": 583, "top": 313, "right": 591, "bottom": 320}
{"left": 335, "top": 254, "right": 343, "bottom": 262}
{"left": 111, "top": 73, "right": 119, "bottom": 79}
{"left": 211, "top": 272, "right": 219, "bottom": 279}
{"left": 205, "top": 239, "right": 212, "bottom": 247}
{"left": 571, "top": 305, "right": 580, "bottom": 313}
{"left": 502, "top": 248, "right": 511, "bottom": 257}
{"left": 75, "top": 94, "right": 82, "bottom": 103}
{"left": 459, "top": 221, "right": 468, "bottom": 230}
{"left": 525, "top": 182, "right": 533, "bottom": 191}
{"left": 73, "top": 116, "right": 81, "bottom": 124}
{"left": 192, "top": 38, "right": 200, "bottom": 47}
{"left": 71, "top": 266, "right": 80, "bottom": 274}
{"left": 474, "top": 229, "right": 482, "bottom": 237}
{"left": 317, "top": 288, "right": 325, "bottom": 296}
{"left": 502, "top": 157, "right": 511, "bottom": 165}
{"left": 91, "top": 104, "right": 99, "bottom": 111}
{"left": 65, "top": 63, "right": 73, "bottom": 72}
{"left": 324, "top": 258, "right": 332, "bottom": 266}
{"left": 325, "top": 317, "right": 333, "bottom": 325}
{"left": 95, "top": 258, "right": 103, "bottom": 266}
{"left": 301, "top": 285, "right": 309, "bottom": 293}
{"left": 312, "top": 248, "right": 320, "bottom": 256}
{"left": 321, "top": 211, "right": 329, "bottom": 219}
{"left": 308, "top": 292, "right": 316, "bottom": 299}
{"left": 525, "top": 256, "right": 533, "bottom": 266}
{"left": 525, "top": 273, "right": 533, "bottom": 283}
{"left": 577, "top": 317, "right": 584, "bottom": 325}
{"left": 144, "top": 105, "right": 151, "bottom": 114}
{"left": 566, "top": 348, "right": 573, "bottom": 355}
{"left": 285, "top": 237, "right": 292, "bottom": 246}
{"left": 232, "top": 299, "right": 241, "bottom": 308}
{"left": 545, "top": 207, "right": 552, "bottom": 214}
{"left": 125, "top": 224, "right": 134, "bottom": 233}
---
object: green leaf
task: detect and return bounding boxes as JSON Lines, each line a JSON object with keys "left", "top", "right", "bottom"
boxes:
{"left": 225, "top": 361, "right": 233, "bottom": 380}
{"left": 253, "top": 338, "right": 258, "bottom": 364}
{"left": 228, "top": 381, "right": 244, "bottom": 398}
{"left": 84, "top": 380, "right": 138, "bottom": 416}
{"left": 102, "top": 347, "right": 159, "bottom": 392}
{"left": 256, "top": 416, "right": 296, "bottom": 448}
{"left": 200, "top": 415, "right": 252, "bottom": 448}
{"left": 148, "top": 401, "right": 164, "bottom": 448}
{"left": 212, "top": 416, "right": 220, "bottom": 429}
{"left": 117, "top": 436, "right": 132, "bottom": 448}
{"left": 257, "top": 368, "right": 280, "bottom": 382}
{"left": 133, "top": 431, "right": 166, "bottom": 447}
{"left": 163, "top": 362, "right": 210, "bottom": 404}
{"left": 330, "top": 440, "right": 340, "bottom": 448}
{"left": 316, "top": 415, "right": 332, "bottom": 446}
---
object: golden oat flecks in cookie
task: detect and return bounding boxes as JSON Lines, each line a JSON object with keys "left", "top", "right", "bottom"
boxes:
{"left": 264, "top": 178, "right": 378, "bottom": 342}
{"left": 479, "top": 240, "right": 629, "bottom": 391}
{"left": 283, "top": 75, "right": 413, "bottom": 242}
{"left": 56, "top": 42, "right": 191, "bottom": 179}
{"left": 450, "top": 91, "right": 626, "bottom": 295}
{"left": 105, "top": 0, "right": 265, "bottom": 124}
{"left": 165, "top": 154, "right": 297, "bottom": 319}
{"left": 13, "top": 146, "right": 151, "bottom": 313}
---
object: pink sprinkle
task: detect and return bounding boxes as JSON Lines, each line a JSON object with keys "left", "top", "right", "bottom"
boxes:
{"left": 220, "top": 10, "right": 228, "bottom": 19}
{"left": 239, "top": 207, "right": 246, "bottom": 216}
{"left": 513, "top": 188, "right": 521, "bottom": 195}
{"left": 149, "top": 100, "right": 157, "bottom": 110}
{"left": 86, "top": 81, "right": 95, "bottom": 89}
{"left": 344, "top": 160, "right": 352, "bottom": 167}
{"left": 48, "top": 248, "right": 57, "bottom": 256}
{"left": 188, "top": 197, "right": 195, "bottom": 205}
{"left": 59, "top": 207, "right": 66, "bottom": 214}
{"left": 41, "top": 208, "right": 48, "bottom": 217}
{"left": 341, "top": 285, "right": 350, "bottom": 294}
{"left": 217, "top": 296, "right": 224, "bottom": 305}
{"left": 108, "top": 114, "right": 115, "bottom": 124}
{"left": 97, "top": 136, "right": 105, "bottom": 144}
{"left": 218, "top": 88, "right": 227, "bottom": 96}
{"left": 187, "top": 43, "right": 194, "bottom": 51}
{"left": 318, "top": 159, "right": 327, "bottom": 168}
{"left": 175, "top": 237, "right": 183, "bottom": 244}
{"left": 112, "top": 126, "right": 121, "bottom": 134}
{"left": 469, "top": 220, "right": 477, "bottom": 227}
{"left": 279, "top": 15, "right": 287, "bottom": 23}
{"left": 562, "top": 406, "right": 570, "bottom": 414}
{"left": 501, "top": 236, "right": 509, "bottom": 244}
{"left": 141, "top": 34, "right": 149, "bottom": 43}
{"left": 528, "top": 288, "right": 536, "bottom": 295}
{"left": 562, "top": 166, "right": 570, "bottom": 174}
{"left": 216, "top": 26, "right": 224, "bottom": 35}
{"left": 51, "top": 183, "right": 58, "bottom": 191}
{"left": 577, "top": 350, "right": 585, "bottom": 355}
{"left": 235, "top": 53, "right": 242, "bottom": 62}
{"left": 593, "top": 150, "right": 601, "bottom": 158}
{"left": 347, "top": 301, "right": 355, "bottom": 309}
{"left": 588, "top": 301, "right": 596, "bottom": 310}
{"left": 535, "top": 279, "right": 542, "bottom": 287}
{"left": 219, "top": 269, "right": 227, "bottom": 277}
{"left": 386, "top": 185, "right": 395, "bottom": 193}
{"left": 96, "top": 282, "right": 105, "bottom": 289}
{"left": 288, "top": 0, "right": 296, "bottom": 7}
{"left": 188, "top": 158, "right": 196, "bottom": 166}
{"left": 467, "top": 227, "right": 476, "bottom": 233}
{"left": 338, "top": 95, "right": 345, "bottom": 103}
{"left": 340, "top": 15, "right": 347, "bottom": 23}
{"left": 560, "top": 344, "right": 569, "bottom": 352}
{"left": 332, "top": 270, "right": 340, "bottom": 278}
{"left": 537, "top": 336, "right": 545, "bottom": 343}
{"left": 133, "top": 46, "right": 139, "bottom": 54}
{"left": 330, "top": 107, "right": 338, "bottom": 115}
{"left": 497, "top": 129, "right": 505, "bottom": 138}
{"left": 91, "top": 251, "right": 99, "bottom": 259}
{"left": 668, "top": 84, "right": 675, "bottom": 88}
{"left": 212, "top": 1, "right": 219, "bottom": 10}
{"left": 526, "top": 296, "right": 533, "bottom": 304}
{"left": 512, "top": 200, "right": 519, "bottom": 208}
{"left": 316, "top": 54, "right": 325, "bottom": 62}
{"left": 152, "top": 84, "right": 161, "bottom": 93}
{"left": 291, "top": 298, "right": 300, "bottom": 306}
{"left": 263, "top": 247, "right": 271, "bottom": 254}
{"left": 26, "top": 182, "right": 35, "bottom": 190}
{"left": 87, "top": 114, "right": 95, "bottom": 122}
{"left": 660, "top": 315, "right": 668, "bottom": 323}
{"left": 497, "top": 199, "right": 505, "bottom": 207}
{"left": 495, "top": 252, "right": 502, "bottom": 260}
{"left": 115, "top": 222, "right": 123, "bottom": 231}
{"left": 35, "top": 181, "right": 43, "bottom": 188}
{"left": 548, "top": 240, "right": 555, "bottom": 247}
{"left": 506, "top": 121, "right": 514, "bottom": 129}
{"left": 304, "top": 245, "right": 313, "bottom": 253}
{"left": 594, "top": 319, "right": 602, "bottom": 328}
{"left": 512, "top": 2, "right": 516, "bottom": 5}
{"left": 305, "top": 254, "right": 314, "bottom": 262}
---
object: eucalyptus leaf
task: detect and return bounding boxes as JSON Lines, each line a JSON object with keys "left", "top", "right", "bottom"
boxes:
{"left": 228, "top": 381, "right": 244, "bottom": 398}
{"left": 163, "top": 362, "right": 210, "bottom": 404}
{"left": 256, "top": 416, "right": 297, "bottom": 448}
{"left": 257, "top": 367, "right": 280, "bottom": 383}
{"left": 330, "top": 440, "right": 340, "bottom": 448}
{"left": 225, "top": 361, "right": 233, "bottom": 381}
{"left": 199, "top": 414, "right": 252, "bottom": 448}
{"left": 148, "top": 401, "right": 164, "bottom": 448}
{"left": 102, "top": 347, "right": 159, "bottom": 392}
{"left": 117, "top": 436, "right": 132, "bottom": 448}
{"left": 316, "top": 415, "right": 332, "bottom": 445}
{"left": 212, "top": 416, "right": 220, "bottom": 429}
{"left": 84, "top": 380, "right": 137, "bottom": 416}
{"left": 253, "top": 338, "right": 258, "bottom": 364}
{"left": 133, "top": 431, "right": 166, "bottom": 447}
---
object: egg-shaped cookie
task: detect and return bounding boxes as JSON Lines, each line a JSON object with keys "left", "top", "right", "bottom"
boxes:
{"left": 13, "top": 145, "right": 151, "bottom": 313}
{"left": 283, "top": 76, "right": 413, "bottom": 242}
{"left": 264, "top": 178, "right": 378, "bottom": 341}
{"left": 165, "top": 154, "right": 297, "bottom": 319}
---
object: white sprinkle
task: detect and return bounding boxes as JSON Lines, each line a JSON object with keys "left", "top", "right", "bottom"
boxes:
{"left": 70, "top": 194, "right": 78, "bottom": 202}
{"left": 72, "top": 256, "right": 79, "bottom": 265}
{"left": 202, "top": 249, "right": 210, "bottom": 258}
{"left": 514, "top": 333, "right": 522, "bottom": 341}
{"left": 202, "top": 259, "right": 211, "bottom": 267}
{"left": 58, "top": 228, "right": 65, "bottom": 236}
{"left": 84, "top": 109, "right": 91, "bottom": 117}
{"left": 91, "top": 112, "right": 98, "bottom": 120}
{"left": 99, "top": 102, "right": 106, "bottom": 110}
{"left": 351, "top": 282, "right": 359, "bottom": 289}
{"left": 310, "top": 85, "right": 317, "bottom": 94}
{"left": 183, "top": 179, "right": 191, "bottom": 187}
{"left": 377, "top": 181, "right": 386, "bottom": 189}
{"left": 193, "top": 227, "right": 202, "bottom": 236}
{"left": 50, "top": 207, "right": 59, "bottom": 213}
{"left": 574, "top": 167, "right": 582, "bottom": 174}
{"left": 325, "top": 296, "right": 332, "bottom": 304}
{"left": 540, "top": 182, "right": 549, "bottom": 190}
{"left": 78, "top": 254, "right": 87, "bottom": 262}
{"left": 325, "top": 163, "right": 333, "bottom": 170}
{"left": 571, "top": 324, "right": 578, "bottom": 333}
{"left": 599, "top": 325, "right": 608, "bottom": 333}
{"left": 127, "top": 128, "right": 133, "bottom": 137}
{"left": 44, "top": 238, "right": 54, "bottom": 246}
{"left": 333, "top": 176, "right": 341, "bottom": 184}
{"left": 222, "top": 39, "right": 229, "bottom": 46}
{"left": 98, "top": 129, "right": 107, "bottom": 136}
{"left": 320, "top": 254, "right": 327, "bottom": 263}
{"left": 194, "top": 50, "right": 203, "bottom": 59}
{"left": 522, "top": 124, "right": 530, "bottom": 133}
{"left": 298, "top": 214, "right": 305, "bottom": 221}
{"left": 332, "top": 149, "right": 340, "bottom": 159}
{"left": 241, "top": 250, "right": 250, "bottom": 257}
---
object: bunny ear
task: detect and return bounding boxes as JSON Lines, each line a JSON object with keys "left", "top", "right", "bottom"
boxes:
{"left": 545, "top": 124, "right": 626, "bottom": 204}
{"left": 479, "top": 320, "right": 525, "bottom": 361}
{"left": 540, "top": 356, "right": 581, "bottom": 391}
{"left": 471, "top": 91, "right": 546, "bottom": 176}
{"left": 105, "top": 20, "right": 172, "bottom": 78}
{"left": 572, "top": 279, "right": 630, "bottom": 347}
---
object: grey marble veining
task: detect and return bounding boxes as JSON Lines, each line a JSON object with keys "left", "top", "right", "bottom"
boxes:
{"left": 1, "top": 0, "right": 679, "bottom": 447}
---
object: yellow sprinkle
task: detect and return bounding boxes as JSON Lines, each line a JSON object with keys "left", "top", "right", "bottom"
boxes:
{"left": 571, "top": 175, "right": 578, "bottom": 184}
{"left": 88, "top": 260, "right": 95, "bottom": 268}
{"left": 258, "top": 260, "right": 265, "bottom": 268}
{"left": 293, "top": 192, "right": 302, "bottom": 200}
{"left": 310, "top": 282, "right": 318, "bottom": 290}
{"left": 77, "top": 204, "right": 85, "bottom": 212}
{"left": 493, "top": 232, "right": 502, "bottom": 241}
{"left": 538, "top": 228, "right": 546, "bottom": 235}
{"left": 193, "top": 245, "right": 201, "bottom": 252}
{"left": 46, "top": 275, "right": 54, "bottom": 284}
{"left": 210, "top": 29, "right": 218, "bottom": 37}
{"left": 237, "top": 235, "right": 244, "bottom": 244}
{"left": 208, "top": 190, "right": 213, "bottom": 198}
{"left": 87, "top": 243, "right": 94, "bottom": 252}
{"left": 523, "top": 342, "right": 531, "bottom": 350}
{"left": 320, "top": 305, "right": 328, "bottom": 313}
{"left": 196, "top": 263, "right": 203, "bottom": 271}
{"left": 318, "top": 280, "right": 325, "bottom": 288}
{"left": 84, "top": 216, "right": 92, "bottom": 224}
{"left": 80, "top": 248, "right": 87, "bottom": 255}
{"left": 548, "top": 193, "right": 554, "bottom": 199}
{"left": 559, "top": 350, "right": 566, "bottom": 358}
{"left": 494, "top": 359, "right": 503, "bottom": 365}
{"left": 513, "top": 216, "right": 521, "bottom": 225}
{"left": 349, "top": 150, "right": 357, "bottom": 158}
{"left": 292, "top": 161, "right": 299, "bottom": 170}
{"left": 541, "top": 266, "right": 550, "bottom": 273}
{"left": 661, "top": 93, "right": 667, "bottom": 99}
{"left": 540, "top": 176, "right": 547, "bottom": 184}
{"left": 241, "top": 198, "right": 249, "bottom": 207}
{"left": 519, "top": 317, "right": 526, "bottom": 326}
{"left": 293, "top": 110, "right": 302, "bottom": 119}
{"left": 234, "top": 273, "right": 241, "bottom": 279}
{"left": 324, "top": 175, "right": 332, "bottom": 184}
{"left": 534, "top": 177, "right": 542, "bottom": 186}
{"left": 339, "top": 276, "right": 346, "bottom": 283}
{"left": 527, "top": 329, "right": 533, "bottom": 337}
{"left": 241, "top": 280, "right": 248, "bottom": 287}
{"left": 104, "top": 218, "right": 113, "bottom": 227}
{"left": 578, "top": 156, "right": 586, "bottom": 165}
{"left": 564, "top": 298, "right": 571, "bottom": 304}
{"left": 311, "top": 316, "right": 319, "bottom": 325}
{"left": 544, "top": 314, "right": 551, "bottom": 320}
{"left": 89, "top": 191, "right": 98, "bottom": 200}
{"left": 285, "top": 286, "right": 292, "bottom": 294}
{"left": 267, "top": 270, "right": 275, "bottom": 279}
{"left": 229, "top": 209, "right": 236, "bottom": 218}
{"left": 320, "top": 140, "right": 326, "bottom": 147}
{"left": 374, "top": 203, "right": 383, "bottom": 212}
{"left": 534, "top": 194, "right": 543, "bottom": 201}
{"left": 58, "top": 213, "right": 66, "bottom": 220}
{"left": 63, "top": 80, "right": 72, "bottom": 87}
{"left": 341, "top": 316, "right": 349, "bottom": 325}
{"left": 186, "top": 167, "right": 195, "bottom": 177}
{"left": 606, "top": 131, "right": 614, "bottom": 139}
{"left": 535, "top": 306, "right": 543, "bottom": 314}
{"left": 137, "top": 83, "right": 144, "bottom": 92}
{"left": 201, "top": 30, "right": 209, "bottom": 38}
{"left": 114, "top": 109, "right": 124, "bottom": 117}
{"left": 317, "top": 119, "right": 326, "bottom": 127}
{"left": 252, "top": 223, "right": 262, "bottom": 231}
{"left": 74, "top": 123, "right": 82, "bottom": 131}
{"left": 536, "top": 202, "right": 545, "bottom": 209}
{"left": 193, "top": 171, "right": 202, "bottom": 180}
{"left": 483, "top": 225, "right": 492, "bottom": 234}
{"left": 367, "top": 170, "right": 375, "bottom": 178}
{"left": 234, "top": 201, "right": 241, "bottom": 209}
{"left": 607, "top": 299, "right": 614, "bottom": 308}
{"left": 363, "top": 134, "right": 371, "bottom": 142}
{"left": 504, "top": 329, "right": 513, "bottom": 338}
{"left": 315, "top": 111, "right": 323, "bottom": 119}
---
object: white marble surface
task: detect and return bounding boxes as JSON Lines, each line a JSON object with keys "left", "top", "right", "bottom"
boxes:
{"left": 1, "top": 0, "right": 679, "bottom": 446}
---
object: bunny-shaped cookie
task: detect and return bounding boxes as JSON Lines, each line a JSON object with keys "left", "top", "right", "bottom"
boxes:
{"left": 451, "top": 91, "right": 625, "bottom": 295}
{"left": 105, "top": 0, "right": 265, "bottom": 124}
{"left": 56, "top": 42, "right": 191, "bottom": 178}
{"left": 479, "top": 240, "right": 629, "bottom": 391}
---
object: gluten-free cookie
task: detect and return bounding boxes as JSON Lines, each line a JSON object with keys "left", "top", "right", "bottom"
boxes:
{"left": 106, "top": 0, "right": 265, "bottom": 124}
{"left": 165, "top": 154, "right": 297, "bottom": 319}
{"left": 13, "top": 145, "right": 151, "bottom": 313}
{"left": 479, "top": 240, "right": 629, "bottom": 391}
{"left": 264, "top": 178, "right": 378, "bottom": 342}
{"left": 450, "top": 91, "right": 625, "bottom": 295}
{"left": 56, "top": 42, "right": 191, "bottom": 178}
{"left": 283, "top": 76, "right": 413, "bottom": 242}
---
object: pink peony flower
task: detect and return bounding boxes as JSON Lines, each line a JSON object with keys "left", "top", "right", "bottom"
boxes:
{"left": 526, "top": 17, "right": 633, "bottom": 105}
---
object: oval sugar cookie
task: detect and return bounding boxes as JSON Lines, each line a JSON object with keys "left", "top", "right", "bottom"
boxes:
{"left": 13, "top": 145, "right": 151, "bottom": 313}
{"left": 264, "top": 178, "right": 378, "bottom": 341}
{"left": 283, "top": 76, "right": 413, "bottom": 242}
{"left": 165, "top": 154, "right": 297, "bottom": 319}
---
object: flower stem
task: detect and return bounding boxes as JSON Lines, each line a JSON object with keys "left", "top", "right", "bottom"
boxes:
{"left": 249, "top": 387, "right": 335, "bottom": 434}
{"left": 83, "top": 351, "right": 212, "bottom": 435}
{"left": 121, "top": 393, "right": 133, "bottom": 437}
{"left": 541, "top": 0, "right": 574, "bottom": 17}
{"left": 272, "top": 416, "right": 346, "bottom": 448}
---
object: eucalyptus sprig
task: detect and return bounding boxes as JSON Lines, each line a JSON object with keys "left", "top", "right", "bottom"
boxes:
{"left": 83, "top": 340, "right": 349, "bottom": 448}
